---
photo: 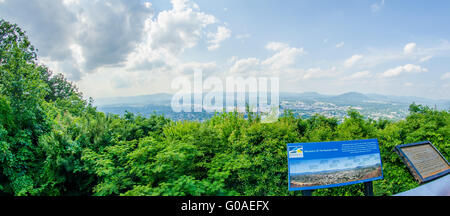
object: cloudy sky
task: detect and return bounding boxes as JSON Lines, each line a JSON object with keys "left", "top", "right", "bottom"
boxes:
{"left": 1, "top": 0, "right": 450, "bottom": 100}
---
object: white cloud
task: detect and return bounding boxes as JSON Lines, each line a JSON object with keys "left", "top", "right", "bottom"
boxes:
{"left": 441, "top": 72, "right": 450, "bottom": 80}
{"left": 144, "top": 2, "right": 152, "bottom": 8}
{"left": 265, "top": 42, "right": 289, "bottom": 51}
{"left": 62, "top": 0, "right": 79, "bottom": 6}
{"left": 65, "top": 0, "right": 154, "bottom": 71}
{"left": 207, "top": 26, "right": 231, "bottom": 50}
{"left": 371, "top": 0, "right": 385, "bottom": 12}
{"left": 355, "top": 40, "right": 450, "bottom": 69}
{"left": 341, "top": 71, "right": 372, "bottom": 81}
{"left": 419, "top": 55, "right": 432, "bottom": 62}
{"left": 29, "top": 0, "right": 228, "bottom": 97}
{"left": 229, "top": 58, "right": 260, "bottom": 74}
{"left": 226, "top": 42, "right": 305, "bottom": 77}
{"left": 404, "top": 82, "right": 413, "bottom": 87}
{"left": 302, "top": 67, "right": 338, "bottom": 80}
{"left": 178, "top": 61, "right": 218, "bottom": 75}
{"left": 147, "top": 0, "right": 217, "bottom": 54}
{"left": 335, "top": 42, "right": 344, "bottom": 48}
{"left": 344, "top": 54, "right": 363, "bottom": 67}
{"left": 380, "top": 64, "right": 428, "bottom": 78}
{"left": 112, "top": 0, "right": 227, "bottom": 77}
{"left": 262, "top": 42, "right": 305, "bottom": 70}
{"left": 403, "top": 42, "right": 416, "bottom": 54}
{"left": 0, "top": 0, "right": 155, "bottom": 81}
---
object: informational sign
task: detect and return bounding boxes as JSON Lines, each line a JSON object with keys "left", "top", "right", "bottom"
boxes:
{"left": 395, "top": 141, "right": 449, "bottom": 184}
{"left": 287, "top": 139, "right": 383, "bottom": 191}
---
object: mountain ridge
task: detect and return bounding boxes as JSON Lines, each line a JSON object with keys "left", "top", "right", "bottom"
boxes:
{"left": 94, "top": 91, "right": 449, "bottom": 121}
{"left": 94, "top": 91, "right": 450, "bottom": 107}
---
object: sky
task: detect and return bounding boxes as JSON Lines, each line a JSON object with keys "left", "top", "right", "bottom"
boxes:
{"left": 1, "top": 0, "right": 450, "bottom": 100}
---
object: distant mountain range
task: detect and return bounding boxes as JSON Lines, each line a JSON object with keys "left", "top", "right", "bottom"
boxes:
{"left": 280, "top": 92, "right": 449, "bottom": 107}
{"left": 93, "top": 92, "right": 450, "bottom": 121}
{"left": 94, "top": 93, "right": 173, "bottom": 107}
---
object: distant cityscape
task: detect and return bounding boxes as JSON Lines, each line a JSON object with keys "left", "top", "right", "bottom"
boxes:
{"left": 280, "top": 100, "right": 408, "bottom": 121}
{"left": 94, "top": 92, "right": 450, "bottom": 122}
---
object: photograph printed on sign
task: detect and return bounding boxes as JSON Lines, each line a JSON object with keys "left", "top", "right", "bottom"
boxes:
{"left": 288, "top": 139, "right": 383, "bottom": 191}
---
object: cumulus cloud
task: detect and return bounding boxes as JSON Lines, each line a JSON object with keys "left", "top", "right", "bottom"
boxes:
{"left": 121, "top": 0, "right": 223, "bottom": 79}
{"left": 341, "top": 71, "right": 372, "bottom": 81}
{"left": 264, "top": 42, "right": 287, "bottom": 51}
{"left": 262, "top": 42, "right": 305, "bottom": 70}
{"left": 225, "top": 42, "right": 307, "bottom": 78}
{"left": 228, "top": 42, "right": 304, "bottom": 76}
{"left": 0, "top": 0, "right": 153, "bottom": 80}
{"left": 302, "top": 67, "right": 338, "bottom": 80}
{"left": 380, "top": 64, "right": 428, "bottom": 78}
{"left": 0, "top": 0, "right": 76, "bottom": 59}
{"left": 178, "top": 61, "right": 218, "bottom": 75}
{"left": 73, "top": 1, "right": 153, "bottom": 70}
{"left": 229, "top": 58, "right": 260, "bottom": 74}
{"left": 146, "top": 0, "right": 217, "bottom": 54}
{"left": 0, "top": 0, "right": 226, "bottom": 82}
{"left": 344, "top": 54, "right": 363, "bottom": 67}
{"left": 403, "top": 42, "right": 416, "bottom": 54}
{"left": 354, "top": 40, "right": 450, "bottom": 69}
{"left": 419, "top": 55, "right": 432, "bottom": 62}
{"left": 207, "top": 26, "right": 231, "bottom": 50}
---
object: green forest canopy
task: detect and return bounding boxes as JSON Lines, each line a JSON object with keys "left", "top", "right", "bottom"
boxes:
{"left": 0, "top": 19, "right": 449, "bottom": 196}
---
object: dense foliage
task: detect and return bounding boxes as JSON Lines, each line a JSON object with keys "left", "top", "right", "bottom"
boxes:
{"left": 0, "top": 20, "right": 449, "bottom": 196}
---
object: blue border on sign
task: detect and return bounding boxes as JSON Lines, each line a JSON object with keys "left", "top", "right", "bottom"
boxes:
{"left": 287, "top": 139, "right": 384, "bottom": 191}
{"left": 395, "top": 141, "right": 450, "bottom": 183}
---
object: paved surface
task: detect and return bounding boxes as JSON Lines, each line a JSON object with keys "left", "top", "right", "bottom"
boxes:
{"left": 395, "top": 174, "right": 450, "bottom": 196}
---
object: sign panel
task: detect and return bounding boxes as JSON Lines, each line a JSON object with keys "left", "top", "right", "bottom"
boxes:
{"left": 395, "top": 141, "right": 449, "bottom": 184}
{"left": 287, "top": 139, "right": 383, "bottom": 191}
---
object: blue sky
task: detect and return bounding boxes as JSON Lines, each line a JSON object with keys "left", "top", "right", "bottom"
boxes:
{"left": 1, "top": 0, "right": 449, "bottom": 99}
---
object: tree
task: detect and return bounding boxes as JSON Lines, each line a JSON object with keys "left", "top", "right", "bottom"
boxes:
{"left": 37, "top": 65, "right": 82, "bottom": 102}
{"left": 0, "top": 19, "right": 37, "bottom": 64}
{"left": 0, "top": 20, "right": 50, "bottom": 195}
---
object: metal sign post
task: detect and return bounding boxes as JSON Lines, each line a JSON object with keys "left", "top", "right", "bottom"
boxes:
{"left": 301, "top": 190, "right": 313, "bottom": 196}
{"left": 364, "top": 181, "right": 374, "bottom": 196}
